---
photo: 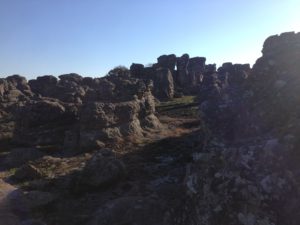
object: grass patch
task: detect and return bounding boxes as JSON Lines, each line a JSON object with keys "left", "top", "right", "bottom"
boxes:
{"left": 156, "top": 96, "right": 198, "bottom": 118}
{"left": 8, "top": 167, "right": 17, "bottom": 175}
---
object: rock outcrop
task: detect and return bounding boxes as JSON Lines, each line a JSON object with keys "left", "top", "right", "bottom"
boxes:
{"left": 73, "top": 150, "right": 126, "bottom": 192}
{"left": 130, "top": 53, "right": 208, "bottom": 98}
{"left": 0, "top": 75, "right": 34, "bottom": 147}
{"left": 180, "top": 31, "right": 300, "bottom": 225}
{"left": 0, "top": 71, "right": 160, "bottom": 152}
{"left": 1, "top": 31, "right": 300, "bottom": 225}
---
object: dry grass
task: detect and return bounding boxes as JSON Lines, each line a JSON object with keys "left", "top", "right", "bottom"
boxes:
{"left": 156, "top": 96, "right": 198, "bottom": 118}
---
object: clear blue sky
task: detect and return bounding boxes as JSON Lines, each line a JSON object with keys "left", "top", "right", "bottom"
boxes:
{"left": 0, "top": 0, "right": 299, "bottom": 79}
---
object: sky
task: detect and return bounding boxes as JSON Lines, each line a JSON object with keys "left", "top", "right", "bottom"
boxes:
{"left": 0, "top": 0, "right": 300, "bottom": 79}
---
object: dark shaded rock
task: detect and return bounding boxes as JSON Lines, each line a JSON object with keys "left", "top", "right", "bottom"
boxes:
{"left": 157, "top": 54, "right": 177, "bottom": 71}
{"left": 82, "top": 77, "right": 94, "bottom": 86}
{"left": 182, "top": 32, "right": 300, "bottom": 225}
{"left": 176, "top": 54, "right": 190, "bottom": 87}
{"left": 4, "top": 148, "right": 44, "bottom": 168}
{"left": 8, "top": 190, "right": 56, "bottom": 222}
{"left": 249, "top": 31, "right": 300, "bottom": 134}
{"left": 130, "top": 63, "right": 145, "bottom": 77}
{"left": 87, "top": 196, "right": 166, "bottom": 225}
{"left": 28, "top": 75, "right": 58, "bottom": 96}
{"left": 74, "top": 151, "right": 126, "bottom": 191}
{"left": 152, "top": 68, "right": 174, "bottom": 100}
{"left": 188, "top": 57, "right": 206, "bottom": 86}
{"left": 107, "top": 66, "right": 130, "bottom": 78}
{"left": 21, "top": 219, "right": 47, "bottom": 225}
{"left": 204, "top": 64, "right": 217, "bottom": 75}
{"left": 218, "top": 63, "right": 250, "bottom": 86}
{"left": 13, "top": 99, "right": 78, "bottom": 148}
{"left": 58, "top": 73, "right": 83, "bottom": 84}
{"left": 13, "top": 164, "right": 43, "bottom": 181}
{"left": 29, "top": 74, "right": 85, "bottom": 103}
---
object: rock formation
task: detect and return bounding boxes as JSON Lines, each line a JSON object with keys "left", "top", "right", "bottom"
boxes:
{"left": 0, "top": 72, "right": 160, "bottom": 152}
{"left": 1, "top": 31, "right": 300, "bottom": 225}
{"left": 180, "top": 31, "right": 300, "bottom": 225}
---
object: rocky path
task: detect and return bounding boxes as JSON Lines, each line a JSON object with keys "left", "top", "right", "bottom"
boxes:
{"left": 0, "top": 178, "right": 19, "bottom": 225}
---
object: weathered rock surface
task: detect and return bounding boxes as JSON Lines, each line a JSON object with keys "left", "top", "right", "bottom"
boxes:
{"left": 13, "top": 99, "right": 78, "bottom": 148}
{"left": 157, "top": 54, "right": 177, "bottom": 71}
{"left": 73, "top": 150, "right": 126, "bottom": 191}
{"left": 151, "top": 68, "right": 174, "bottom": 99}
{"left": 29, "top": 73, "right": 85, "bottom": 104}
{"left": 88, "top": 196, "right": 166, "bottom": 225}
{"left": 180, "top": 31, "right": 300, "bottom": 225}
{"left": 0, "top": 71, "right": 160, "bottom": 151}
{"left": 1, "top": 31, "right": 300, "bottom": 225}
{"left": 3, "top": 148, "right": 44, "bottom": 168}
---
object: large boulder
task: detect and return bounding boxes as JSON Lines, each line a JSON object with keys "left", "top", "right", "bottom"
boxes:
{"left": 176, "top": 54, "right": 190, "bottom": 87}
{"left": 79, "top": 96, "right": 157, "bottom": 149}
{"left": 248, "top": 31, "right": 300, "bottom": 134}
{"left": 13, "top": 99, "right": 78, "bottom": 148}
{"left": 73, "top": 151, "right": 126, "bottom": 191}
{"left": 152, "top": 68, "right": 174, "bottom": 100}
{"left": 157, "top": 54, "right": 177, "bottom": 71}
{"left": 183, "top": 32, "right": 300, "bottom": 225}
{"left": 28, "top": 75, "right": 58, "bottom": 97}
{"left": 0, "top": 75, "right": 34, "bottom": 145}
{"left": 188, "top": 57, "right": 206, "bottom": 85}
{"left": 130, "top": 63, "right": 145, "bottom": 78}
{"left": 218, "top": 63, "right": 250, "bottom": 86}
{"left": 0, "top": 75, "right": 33, "bottom": 103}
{"left": 29, "top": 74, "right": 85, "bottom": 103}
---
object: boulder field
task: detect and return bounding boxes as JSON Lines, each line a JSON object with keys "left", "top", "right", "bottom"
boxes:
{"left": 0, "top": 31, "right": 300, "bottom": 225}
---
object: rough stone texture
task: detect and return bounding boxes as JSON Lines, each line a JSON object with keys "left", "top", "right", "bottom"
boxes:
{"left": 0, "top": 75, "right": 34, "bottom": 147}
{"left": 218, "top": 63, "right": 250, "bottom": 86}
{"left": 131, "top": 53, "right": 208, "bottom": 97}
{"left": 176, "top": 54, "right": 190, "bottom": 87}
{"left": 152, "top": 68, "right": 174, "bottom": 100}
{"left": 29, "top": 74, "right": 85, "bottom": 104}
{"left": 2, "top": 32, "right": 300, "bottom": 225}
{"left": 179, "top": 32, "right": 300, "bottom": 225}
{"left": 130, "top": 63, "right": 145, "bottom": 78}
{"left": 7, "top": 189, "right": 56, "bottom": 223}
{"left": 157, "top": 54, "right": 177, "bottom": 71}
{"left": 13, "top": 164, "right": 44, "bottom": 181}
{"left": 88, "top": 196, "right": 166, "bottom": 225}
{"left": 13, "top": 99, "right": 78, "bottom": 148}
{"left": 0, "top": 75, "right": 33, "bottom": 103}
{"left": 0, "top": 72, "right": 160, "bottom": 151}
{"left": 73, "top": 151, "right": 126, "bottom": 191}
{"left": 3, "top": 148, "right": 44, "bottom": 168}
{"left": 187, "top": 57, "right": 206, "bottom": 86}
{"left": 79, "top": 100, "right": 142, "bottom": 147}
{"left": 78, "top": 76, "right": 159, "bottom": 150}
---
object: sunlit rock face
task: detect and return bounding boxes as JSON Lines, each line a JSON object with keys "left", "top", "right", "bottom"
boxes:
{"left": 0, "top": 72, "right": 160, "bottom": 151}
{"left": 130, "top": 53, "right": 208, "bottom": 99}
{"left": 0, "top": 75, "right": 33, "bottom": 145}
{"left": 29, "top": 74, "right": 86, "bottom": 104}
